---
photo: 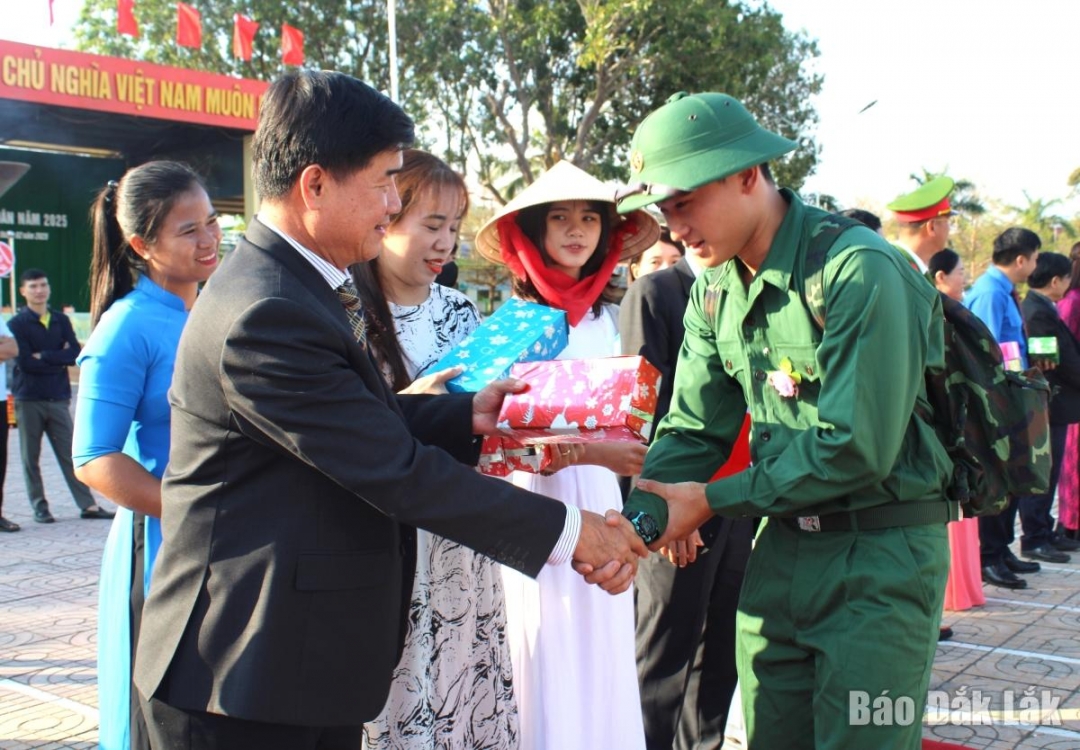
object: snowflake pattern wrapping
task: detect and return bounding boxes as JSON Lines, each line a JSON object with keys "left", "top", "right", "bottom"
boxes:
{"left": 478, "top": 436, "right": 554, "bottom": 477}
{"left": 495, "top": 355, "right": 662, "bottom": 444}
{"left": 429, "top": 299, "right": 570, "bottom": 392}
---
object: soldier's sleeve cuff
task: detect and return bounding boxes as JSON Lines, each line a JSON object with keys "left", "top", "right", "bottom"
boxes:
{"left": 624, "top": 488, "right": 669, "bottom": 532}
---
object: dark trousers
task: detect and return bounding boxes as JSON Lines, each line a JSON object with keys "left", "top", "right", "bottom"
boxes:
{"left": 130, "top": 514, "right": 151, "bottom": 750}
{"left": 0, "top": 422, "right": 8, "bottom": 515}
{"left": 1019, "top": 422, "right": 1068, "bottom": 551}
{"left": 15, "top": 399, "right": 95, "bottom": 513}
{"left": 979, "top": 496, "right": 1018, "bottom": 567}
{"left": 635, "top": 517, "right": 752, "bottom": 750}
{"left": 140, "top": 693, "right": 364, "bottom": 750}
{"left": 981, "top": 423, "right": 1068, "bottom": 562}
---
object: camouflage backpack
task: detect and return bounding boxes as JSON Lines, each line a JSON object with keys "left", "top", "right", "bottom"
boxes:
{"left": 801, "top": 214, "right": 1052, "bottom": 517}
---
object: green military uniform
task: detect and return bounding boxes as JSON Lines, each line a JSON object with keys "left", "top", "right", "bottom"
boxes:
{"left": 618, "top": 93, "right": 955, "bottom": 750}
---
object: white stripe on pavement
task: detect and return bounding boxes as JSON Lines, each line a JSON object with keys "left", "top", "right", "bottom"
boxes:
{"left": 0, "top": 678, "right": 98, "bottom": 720}
{"left": 941, "top": 641, "right": 1080, "bottom": 666}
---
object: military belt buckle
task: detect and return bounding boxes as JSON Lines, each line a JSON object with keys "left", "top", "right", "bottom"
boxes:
{"left": 797, "top": 515, "right": 822, "bottom": 532}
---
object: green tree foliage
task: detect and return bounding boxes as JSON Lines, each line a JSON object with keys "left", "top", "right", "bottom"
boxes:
{"left": 1009, "top": 192, "right": 1077, "bottom": 251}
{"left": 398, "top": 0, "right": 822, "bottom": 199}
{"left": 73, "top": 0, "right": 392, "bottom": 86}
{"left": 73, "top": 0, "right": 822, "bottom": 199}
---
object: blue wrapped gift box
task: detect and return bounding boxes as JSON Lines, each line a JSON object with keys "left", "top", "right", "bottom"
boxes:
{"left": 431, "top": 299, "right": 569, "bottom": 392}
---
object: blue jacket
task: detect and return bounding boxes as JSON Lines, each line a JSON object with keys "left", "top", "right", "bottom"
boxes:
{"left": 964, "top": 266, "right": 1028, "bottom": 369}
{"left": 9, "top": 306, "right": 80, "bottom": 401}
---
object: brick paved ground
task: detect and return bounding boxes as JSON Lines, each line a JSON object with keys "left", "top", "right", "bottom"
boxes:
{"left": 0, "top": 418, "right": 1079, "bottom": 748}
{"left": 0, "top": 423, "right": 109, "bottom": 750}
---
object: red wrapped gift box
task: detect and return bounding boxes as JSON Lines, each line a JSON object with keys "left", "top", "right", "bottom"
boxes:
{"left": 496, "top": 356, "right": 661, "bottom": 444}
{"left": 478, "top": 436, "right": 554, "bottom": 476}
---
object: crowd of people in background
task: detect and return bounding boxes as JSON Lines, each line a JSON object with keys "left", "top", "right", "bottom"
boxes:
{"left": 2, "top": 69, "right": 1077, "bottom": 750}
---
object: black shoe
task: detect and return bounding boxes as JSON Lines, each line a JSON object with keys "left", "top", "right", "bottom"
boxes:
{"left": 938, "top": 626, "right": 954, "bottom": 642}
{"left": 80, "top": 506, "right": 115, "bottom": 520}
{"left": 1021, "top": 545, "right": 1071, "bottom": 564}
{"left": 0, "top": 516, "right": 20, "bottom": 532}
{"left": 1003, "top": 550, "right": 1040, "bottom": 573}
{"left": 982, "top": 562, "right": 1028, "bottom": 589}
{"left": 1051, "top": 534, "right": 1080, "bottom": 552}
{"left": 33, "top": 509, "right": 55, "bottom": 524}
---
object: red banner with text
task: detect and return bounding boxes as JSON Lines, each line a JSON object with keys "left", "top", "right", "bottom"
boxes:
{"left": 0, "top": 40, "right": 268, "bottom": 130}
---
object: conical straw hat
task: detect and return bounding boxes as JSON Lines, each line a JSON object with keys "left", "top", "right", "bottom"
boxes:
{"left": 474, "top": 161, "right": 660, "bottom": 264}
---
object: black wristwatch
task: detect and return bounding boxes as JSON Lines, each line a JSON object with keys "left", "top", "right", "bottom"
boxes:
{"left": 622, "top": 509, "right": 661, "bottom": 544}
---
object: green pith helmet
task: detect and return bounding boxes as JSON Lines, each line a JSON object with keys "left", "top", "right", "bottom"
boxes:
{"left": 616, "top": 92, "right": 797, "bottom": 214}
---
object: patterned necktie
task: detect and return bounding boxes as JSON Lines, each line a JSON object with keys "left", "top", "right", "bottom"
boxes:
{"left": 335, "top": 278, "right": 368, "bottom": 349}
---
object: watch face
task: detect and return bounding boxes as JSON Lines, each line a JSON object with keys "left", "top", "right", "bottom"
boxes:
{"left": 639, "top": 514, "right": 660, "bottom": 541}
{"left": 623, "top": 509, "right": 660, "bottom": 543}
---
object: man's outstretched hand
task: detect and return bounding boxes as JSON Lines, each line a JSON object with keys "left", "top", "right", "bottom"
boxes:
{"left": 570, "top": 510, "right": 649, "bottom": 595}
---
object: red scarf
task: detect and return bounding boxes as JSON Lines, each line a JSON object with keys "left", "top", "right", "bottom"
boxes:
{"left": 497, "top": 214, "right": 639, "bottom": 326}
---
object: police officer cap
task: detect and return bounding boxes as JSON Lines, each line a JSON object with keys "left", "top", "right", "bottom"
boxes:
{"left": 887, "top": 176, "right": 956, "bottom": 222}
{"left": 616, "top": 92, "right": 797, "bottom": 214}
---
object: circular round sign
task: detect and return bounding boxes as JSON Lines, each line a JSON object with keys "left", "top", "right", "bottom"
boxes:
{"left": 0, "top": 241, "right": 13, "bottom": 278}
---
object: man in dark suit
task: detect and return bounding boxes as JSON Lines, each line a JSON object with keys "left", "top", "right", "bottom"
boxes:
{"left": 620, "top": 231, "right": 754, "bottom": 750}
{"left": 1022, "top": 251, "right": 1080, "bottom": 558}
{"left": 133, "top": 71, "right": 647, "bottom": 750}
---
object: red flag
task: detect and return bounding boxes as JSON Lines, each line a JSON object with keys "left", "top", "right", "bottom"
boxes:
{"left": 176, "top": 3, "right": 201, "bottom": 49}
{"left": 281, "top": 23, "right": 304, "bottom": 66}
{"left": 117, "top": 0, "right": 139, "bottom": 37}
{"left": 48, "top": 0, "right": 54, "bottom": 26}
{"left": 232, "top": 14, "right": 259, "bottom": 61}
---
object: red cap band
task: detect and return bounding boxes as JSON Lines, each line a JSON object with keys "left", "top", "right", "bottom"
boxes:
{"left": 893, "top": 197, "right": 953, "bottom": 223}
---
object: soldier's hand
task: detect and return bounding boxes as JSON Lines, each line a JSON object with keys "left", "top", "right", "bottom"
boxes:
{"left": 635, "top": 478, "right": 713, "bottom": 551}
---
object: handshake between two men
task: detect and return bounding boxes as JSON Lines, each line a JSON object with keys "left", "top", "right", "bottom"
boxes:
{"left": 474, "top": 378, "right": 714, "bottom": 595}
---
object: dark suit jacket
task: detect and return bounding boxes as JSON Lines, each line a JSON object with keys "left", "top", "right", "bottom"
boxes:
{"left": 133, "top": 219, "right": 567, "bottom": 727}
{"left": 1022, "top": 290, "right": 1080, "bottom": 425}
{"left": 619, "top": 258, "right": 696, "bottom": 423}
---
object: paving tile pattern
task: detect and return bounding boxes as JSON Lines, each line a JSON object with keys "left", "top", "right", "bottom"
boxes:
{"left": 930, "top": 557, "right": 1080, "bottom": 748}
{"left": 1, "top": 408, "right": 1079, "bottom": 748}
{"left": 1, "top": 422, "right": 109, "bottom": 750}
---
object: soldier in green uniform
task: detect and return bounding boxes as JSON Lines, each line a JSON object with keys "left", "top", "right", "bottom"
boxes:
{"left": 616, "top": 92, "right": 957, "bottom": 750}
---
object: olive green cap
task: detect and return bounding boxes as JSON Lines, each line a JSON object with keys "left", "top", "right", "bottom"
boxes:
{"left": 616, "top": 92, "right": 797, "bottom": 214}
{"left": 886, "top": 176, "right": 956, "bottom": 221}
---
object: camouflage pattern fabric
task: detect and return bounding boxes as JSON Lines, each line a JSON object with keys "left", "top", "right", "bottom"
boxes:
{"left": 801, "top": 215, "right": 1051, "bottom": 518}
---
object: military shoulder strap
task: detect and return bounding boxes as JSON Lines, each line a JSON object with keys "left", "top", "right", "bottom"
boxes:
{"left": 800, "top": 213, "right": 863, "bottom": 331}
